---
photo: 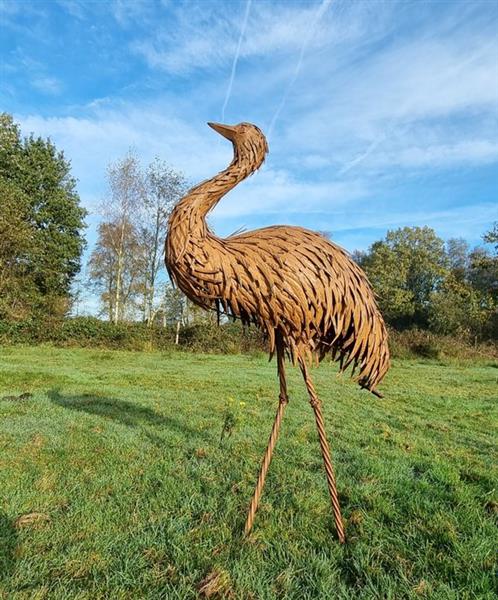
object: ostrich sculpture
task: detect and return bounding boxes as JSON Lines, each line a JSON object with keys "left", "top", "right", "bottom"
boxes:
{"left": 165, "top": 122, "right": 390, "bottom": 543}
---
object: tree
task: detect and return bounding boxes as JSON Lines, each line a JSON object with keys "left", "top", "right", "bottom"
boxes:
{"left": 427, "top": 233, "right": 497, "bottom": 339}
{"left": 467, "top": 224, "right": 498, "bottom": 339}
{"left": 480, "top": 223, "right": 498, "bottom": 300}
{"left": 0, "top": 179, "right": 37, "bottom": 319}
{"left": 158, "top": 283, "right": 186, "bottom": 342}
{"left": 350, "top": 249, "right": 367, "bottom": 265}
{"left": 445, "top": 238, "right": 469, "bottom": 282}
{"left": 0, "top": 113, "right": 86, "bottom": 319}
{"left": 90, "top": 152, "right": 187, "bottom": 323}
{"left": 22, "top": 136, "right": 86, "bottom": 301}
{"left": 361, "top": 226, "right": 447, "bottom": 328}
{"left": 100, "top": 152, "right": 145, "bottom": 323}
{"left": 88, "top": 220, "right": 145, "bottom": 321}
{"left": 483, "top": 222, "right": 498, "bottom": 253}
{"left": 137, "top": 158, "right": 186, "bottom": 324}
{"left": 428, "top": 274, "right": 490, "bottom": 338}
{"left": 0, "top": 113, "right": 22, "bottom": 178}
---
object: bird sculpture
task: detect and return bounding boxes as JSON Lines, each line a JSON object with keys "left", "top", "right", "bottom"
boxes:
{"left": 165, "top": 122, "right": 390, "bottom": 543}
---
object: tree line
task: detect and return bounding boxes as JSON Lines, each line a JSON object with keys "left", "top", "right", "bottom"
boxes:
{"left": 1, "top": 113, "right": 496, "bottom": 343}
{"left": 354, "top": 225, "right": 497, "bottom": 340}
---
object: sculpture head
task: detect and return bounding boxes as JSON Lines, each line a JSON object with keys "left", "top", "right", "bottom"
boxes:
{"left": 208, "top": 121, "right": 269, "bottom": 172}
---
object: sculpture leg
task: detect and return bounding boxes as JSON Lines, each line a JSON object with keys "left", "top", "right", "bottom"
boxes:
{"left": 299, "top": 358, "right": 346, "bottom": 544}
{"left": 244, "top": 337, "right": 288, "bottom": 535}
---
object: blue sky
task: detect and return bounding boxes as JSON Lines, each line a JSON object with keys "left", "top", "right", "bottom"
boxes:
{"left": 2, "top": 0, "right": 497, "bottom": 302}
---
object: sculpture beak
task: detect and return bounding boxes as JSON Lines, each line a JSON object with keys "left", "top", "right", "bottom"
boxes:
{"left": 208, "top": 122, "right": 236, "bottom": 140}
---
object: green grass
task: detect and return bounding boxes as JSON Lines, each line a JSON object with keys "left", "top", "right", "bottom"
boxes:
{"left": 0, "top": 346, "right": 497, "bottom": 599}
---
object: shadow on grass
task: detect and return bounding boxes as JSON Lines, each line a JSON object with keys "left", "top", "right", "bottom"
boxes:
{"left": 0, "top": 512, "right": 17, "bottom": 583}
{"left": 47, "top": 388, "right": 212, "bottom": 445}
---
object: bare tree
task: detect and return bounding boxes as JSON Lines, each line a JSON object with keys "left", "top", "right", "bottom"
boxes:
{"left": 101, "top": 152, "right": 145, "bottom": 323}
{"left": 88, "top": 152, "right": 186, "bottom": 323}
{"left": 137, "top": 159, "right": 186, "bottom": 324}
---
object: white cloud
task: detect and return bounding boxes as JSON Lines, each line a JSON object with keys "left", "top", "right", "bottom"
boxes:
{"left": 131, "top": 0, "right": 379, "bottom": 75}
{"left": 212, "top": 167, "right": 368, "bottom": 218}
{"left": 221, "top": 0, "right": 252, "bottom": 121}
{"left": 102, "top": 0, "right": 498, "bottom": 177}
{"left": 278, "top": 26, "right": 498, "bottom": 173}
{"left": 31, "top": 75, "right": 62, "bottom": 95}
{"left": 370, "top": 140, "right": 498, "bottom": 169}
{"left": 16, "top": 103, "right": 370, "bottom": 222}
{"left": 55, "top": 0, "right": 87, "bottom": 20}
{"left": 1, "top": 0, "right": 22, "bottom": 16}
{"left": 110, "top": 0, "right": 155, "bottom": 27}
{"left": 16, "top": 105, "right": 236, "bottom": 206}
{"left": 337, "top": 203, "right": 495, "bottom": 234}
{"left": 294, "top": 202, "right": 496, "bottom": 252}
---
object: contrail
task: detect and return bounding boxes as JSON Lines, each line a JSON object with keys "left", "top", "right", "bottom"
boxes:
{"left": 338, "top": 109, "right": 410, "bottom": 176}
{"left": 338, "top": 91, "right": 417, "bottom": 175}
{"left": 268, "top": 0, "right": 333, "bottom": 138}
{"left": 222, "top": 0, "right": 252, "bottom": 122}
{"left": 339, "top": 40, "right": 495, "bottom": 175}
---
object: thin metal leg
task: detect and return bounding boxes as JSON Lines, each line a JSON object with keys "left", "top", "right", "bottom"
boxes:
{"left": 244, "top": 336, "right": 288, "bottom": 535}
{"left": 299, "top": 358, "right": 345, "bottom": 543}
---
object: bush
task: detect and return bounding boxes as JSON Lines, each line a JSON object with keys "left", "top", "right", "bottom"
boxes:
{"left": 0, "top": 317, "right": 266, "bottom": 354}
{"left": 0, "top": 317, "right": 495, "bottom": 359}
{"left": 388, "top": 328, "right": 497, "bottom": 360}
{"left": 178, "top": 321, "right": 265, "bottom": 354}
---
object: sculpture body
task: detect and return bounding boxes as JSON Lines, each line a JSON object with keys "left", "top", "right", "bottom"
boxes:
{"left": 165, "top": 122, "right": 390, "bottom": 542}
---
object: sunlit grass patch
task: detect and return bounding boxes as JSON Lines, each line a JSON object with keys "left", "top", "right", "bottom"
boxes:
{"left": 0, "top": 347, "right": 496, "bottom": 598}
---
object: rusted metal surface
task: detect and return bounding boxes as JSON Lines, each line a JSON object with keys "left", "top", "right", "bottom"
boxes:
{"left": 244, "top": 334, "right": 288, "bottom": 536}
{"left": 300, "top": 357, "right": 346, "bottom": 544}
{"left": 165, "top": 122, "right": 390, "bottom": 541}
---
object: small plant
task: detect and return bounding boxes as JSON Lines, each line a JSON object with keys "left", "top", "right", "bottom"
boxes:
{"left": 220, "top": 409, "right": 237, "bottom": 442}
{"left": 219, "top": 397, "right": 248, "bottom": 443}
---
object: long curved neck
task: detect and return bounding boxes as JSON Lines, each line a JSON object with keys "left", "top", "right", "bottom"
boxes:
{"left": 172, "top": 154, "right": 251, "bottom": 239}
{"left": 165, "top": 126, "right": 267, "bottom": 297}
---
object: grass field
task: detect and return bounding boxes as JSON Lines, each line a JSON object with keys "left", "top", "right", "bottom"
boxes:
{"left": 0, "top": 346, "right": 497, "bottom": 599}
